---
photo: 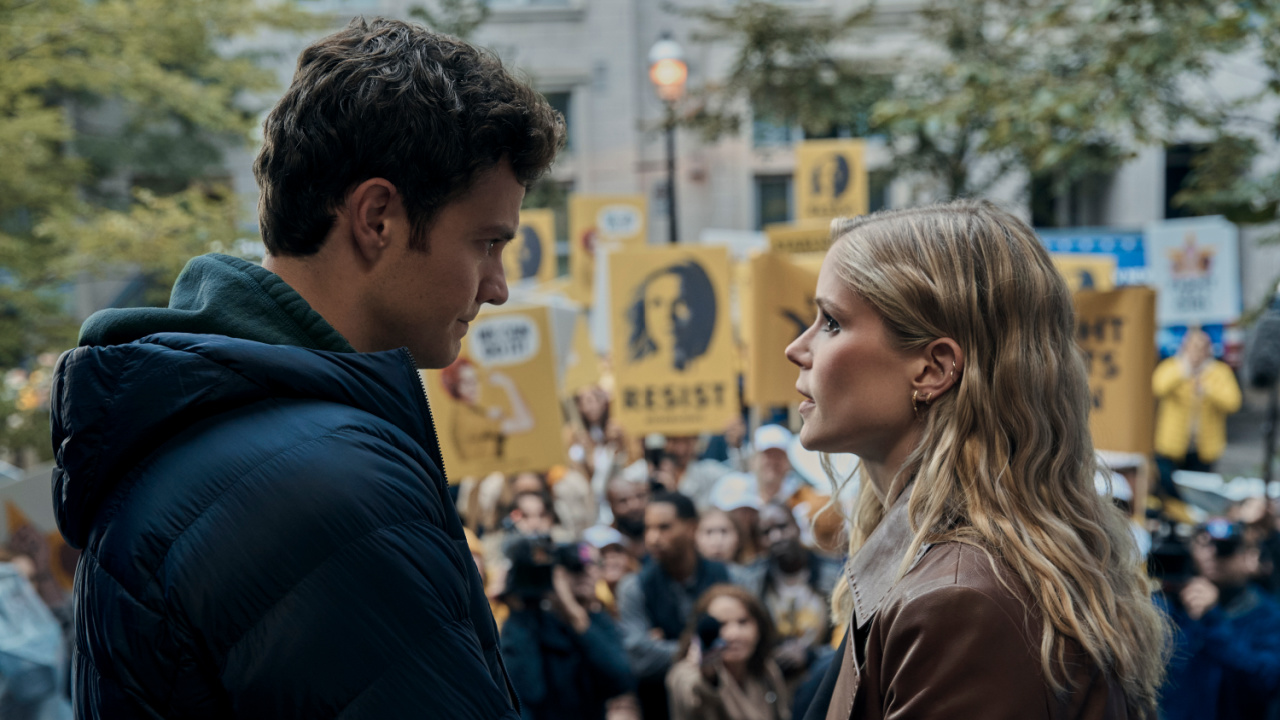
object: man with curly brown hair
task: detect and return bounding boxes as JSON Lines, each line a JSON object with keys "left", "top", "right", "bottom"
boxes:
{"left": 50, "top": 18, "right": 564, "bottom": 719}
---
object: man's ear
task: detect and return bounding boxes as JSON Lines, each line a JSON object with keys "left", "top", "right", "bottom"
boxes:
{"left": 345, "top": 178, "right": 402, "bottom": 265}
{"left": 910, "top": 338, "right": 964, "bottom": 404}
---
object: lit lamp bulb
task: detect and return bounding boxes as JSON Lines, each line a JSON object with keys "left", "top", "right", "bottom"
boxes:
{"left": 648, "top": 37, "right": 687, "bottom": 103}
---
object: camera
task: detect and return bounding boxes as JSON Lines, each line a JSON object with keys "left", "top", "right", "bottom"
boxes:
{"left": 503, "top": 535, "right": 588, "bottom": 599}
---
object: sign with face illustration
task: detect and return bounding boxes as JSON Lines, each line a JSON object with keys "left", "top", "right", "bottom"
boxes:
{"left": 506, "top": 209, "right": 558, "bottom": 284}
{"left": 423, "top": 304, "right": 566, "bottom": 481}
{"left": 610, "top": 245, "right": 740, "bottom": 435}
{"left": 745, "top": 252, "right": 822, "bottom": 407}
{"left": 568, "top": 194, "right": 648, "bottom": 304}
{"left": 794, "top": 139, "right": 868, "bottom": 221}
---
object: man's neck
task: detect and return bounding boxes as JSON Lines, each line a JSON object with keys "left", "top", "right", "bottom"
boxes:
{"left": 662, "top": 552, "right": 698, "bottom": 584}
{"left": 263, "top": 247, "right": 368, "bottom": 352}
{"left": 774, "top": 551, "right": 807, "bottom": 576}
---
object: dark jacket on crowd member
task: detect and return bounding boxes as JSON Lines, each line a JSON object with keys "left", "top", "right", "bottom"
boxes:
{"left": 803, "top": 490, "right": 1134, "bottom": 720}
{"left": 732, "top": 551, "right": 843, "bottom": 604}
{"left": 51, "top": 255, "right": 518, "bottom": 719}
{"left": 618, "top": 554, "right": 731, "bottom": 720}
{"left": 1160, "top": 584, "right": 1280, "bottom": 720}
{"left": 500, "top": 607, "right": 634, "bottom": 720}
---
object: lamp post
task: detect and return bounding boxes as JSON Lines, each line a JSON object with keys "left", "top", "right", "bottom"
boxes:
{"left": 648, "top": 35, "right": 686, "bottom": 245}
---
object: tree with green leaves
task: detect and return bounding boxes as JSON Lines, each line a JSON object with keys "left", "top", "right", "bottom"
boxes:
{"left": 680, "top": 0, "right": 1257, "bottom": 203}
{"left": 0, "top": 0, "right": 324, "bottom": 459}
{"left": 676, "top": 0, "right": 888, "bottom": 140}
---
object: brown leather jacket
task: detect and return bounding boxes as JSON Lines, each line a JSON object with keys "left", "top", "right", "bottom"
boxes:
{"left": 805, "top": 489, "right": 1139, "bottom": 720}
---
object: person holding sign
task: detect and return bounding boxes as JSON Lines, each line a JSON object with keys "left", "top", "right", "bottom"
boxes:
{"left": 1153, "top": 329, "right": 1243, "bottom": 497}
{"left": 788, "top": 201, "right": 1167, "bottom": 720}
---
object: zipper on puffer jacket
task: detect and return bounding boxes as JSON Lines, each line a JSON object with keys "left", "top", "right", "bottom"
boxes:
{"left": 400, "top": 347, "right": 448, "bottom": 481}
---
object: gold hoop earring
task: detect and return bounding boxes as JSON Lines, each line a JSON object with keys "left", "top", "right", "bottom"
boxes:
{"left": 913, "top": 389, "right": 935, "bottom": 419}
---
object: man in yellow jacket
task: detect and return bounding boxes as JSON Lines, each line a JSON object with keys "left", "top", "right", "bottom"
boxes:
{"left": 1154, "top": 329, "right": 1243, "bottom": 496}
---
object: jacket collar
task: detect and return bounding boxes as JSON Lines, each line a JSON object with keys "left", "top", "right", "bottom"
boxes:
{"left": 847, "top": 486, "right": 916, "bottom": 629}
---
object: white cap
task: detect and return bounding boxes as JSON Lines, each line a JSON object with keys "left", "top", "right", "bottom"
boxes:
{"left": 709, "top": 472, "right": 761, "bottom": 512}
{"left": 1094, "top": 469, "right": 1134, "bottom": 503}
{"left": 1096, "top": 450, "right": 1146, "bottom": 470}
{"left": 583, "top": 525, "right": 627, "bottom": 550}
{"left": 754, "top": 424, "right": 793, "bottom": 453}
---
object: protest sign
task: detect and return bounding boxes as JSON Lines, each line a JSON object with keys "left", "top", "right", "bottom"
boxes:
{"left": 425, "top": 304, "right": 565, "bottom": 480}
{"left": 506, "top": 209, "right": 557, "bottom": 284}
{"left": 1052, "top": 253, "right": 1117, "bottom": 292}
{"left": 745, "top": 253, "right": 821, "bottom": 407}
{"left": 1073, "top": 287, "right": 1157, "bottom": 455}
{"left": 562, "top": 313, "right": 603, "bottom": 397}
{"left": 1145, "top": 216, "right": 1242, "bottom": 327}
{"left": 765, "top": 219, "right": 833, "bottom": 255}
{"left": 610, "top": 245, "right": 740, "bottom": 435}
{"left": 794, "top": 139, "right": 868, "bottom": 221}
{"left": 568, "top": 194, "right": 647, "bottom": 304}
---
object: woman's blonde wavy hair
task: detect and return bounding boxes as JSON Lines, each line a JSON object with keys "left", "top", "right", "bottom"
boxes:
{"left": 819, "top": 199, "right": 1168, "bottom": 714}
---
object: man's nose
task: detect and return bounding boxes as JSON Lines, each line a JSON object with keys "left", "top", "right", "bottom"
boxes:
{"left": 480, "top": 264, "right": 509, "bottom": 306}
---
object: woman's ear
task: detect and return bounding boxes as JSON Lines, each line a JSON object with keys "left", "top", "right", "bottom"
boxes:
{"left": 911, "top": 338, "right": 964, "bottom": 403}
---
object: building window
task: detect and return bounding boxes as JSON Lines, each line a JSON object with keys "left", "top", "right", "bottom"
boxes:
{"left": 1165, "top": 143, "right": 1202, "bottom": 220}
{"left": 486, "top": 0, "right": 573, "bottom": 7}
{"left": 543, "top": 91, "right": 572, "bottom": 153}
{"left": 755, "top": 175, "right": 792, "bottom": 229}
{"left": 752, "top": 120, "right": 803, "bottom": 149}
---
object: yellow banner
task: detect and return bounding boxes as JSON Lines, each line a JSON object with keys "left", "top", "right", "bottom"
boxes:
{"left": 794, "top": 139, "right": 868, "bottom": 221}
{"left": 507, "top": 209, "right": 558, "bottom": 284}
{"left": 765, "top": 219, "right": 833, "bottom": 255}
{"left": 745, "top": 253, "right": 821, "bottom": 407}
{"left": 610, "top": 245, "right": 740, "bottom": 435}
{"left": 568, "top": 194, "right": 648, "bottom": 304}
{"left": 562, "top": 312, "right": 603, "bottom": 397}
{"left": 1053, "top": 253, "right": 1117, "bottom": 293}
{"left": 1073, "top": 287, "right": 1156, "bottom": 455}
{"left": 425, "top": 304, "right": 566, "bottom": 481}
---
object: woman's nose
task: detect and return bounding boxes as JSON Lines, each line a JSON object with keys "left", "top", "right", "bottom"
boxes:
{"left": 785, "top": 328, "right": 811, "bottom": 368}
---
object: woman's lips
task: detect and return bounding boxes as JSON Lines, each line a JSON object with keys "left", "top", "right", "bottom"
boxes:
{"left": 797, "top": 387, "right": 814, "bottom": 414}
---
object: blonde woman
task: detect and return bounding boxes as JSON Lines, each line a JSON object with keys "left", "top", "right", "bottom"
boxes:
{"left": 786, "top": 200, "right": 1168, "bottom": 720}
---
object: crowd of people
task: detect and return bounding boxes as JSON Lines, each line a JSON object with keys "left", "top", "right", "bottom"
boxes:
{"left": 452, "top": 400, "right": 849, "bottom": 720}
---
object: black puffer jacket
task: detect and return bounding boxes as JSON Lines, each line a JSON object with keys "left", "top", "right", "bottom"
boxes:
{"left": 51, "top": 330, "right": 520, "bottom": 718}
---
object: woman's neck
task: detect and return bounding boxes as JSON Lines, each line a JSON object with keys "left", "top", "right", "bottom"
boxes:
{"left": 863, "top": 423, "right": 922, "bottom": 504}
{"left": 722, "top": 658, "right": 748, "bottom": 684}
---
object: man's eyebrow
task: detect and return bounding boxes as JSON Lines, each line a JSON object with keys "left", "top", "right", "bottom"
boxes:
{"left": 478, "top": 223, "right": 518, "bottom": 240}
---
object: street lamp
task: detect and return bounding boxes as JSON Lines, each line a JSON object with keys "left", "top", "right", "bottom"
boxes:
{"left": 648, "top": 34, "right": 686, "bottom": 245}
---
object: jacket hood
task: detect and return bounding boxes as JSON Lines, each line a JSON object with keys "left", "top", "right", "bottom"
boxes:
{"left": 78, "top": 254, "right": 355, "bottom": 353}
{"left": 51, "top": 333, "right": 435, "bottom": 548}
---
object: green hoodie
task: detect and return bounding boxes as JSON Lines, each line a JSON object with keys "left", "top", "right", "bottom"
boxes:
{"left": 78, "top": 254, "right": 355, "bottom": 352}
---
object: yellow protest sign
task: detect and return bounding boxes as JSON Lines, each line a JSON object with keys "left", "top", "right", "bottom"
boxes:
{"left": 562, "top": 313, "right": 603, "bottom": 397}
{"left": 610, "top": 245, "right": 740, "bottom": 435}
{"left": 425, "top": 304, "right": 566, "bottom": 481}
{"left": 1073, "top": 287, "right": 1156, "bottom": 455}
{"left": 1052, "top": 253, "right": 1117, "bottom": 293}
{"left": 568, "top": 194, "right": 648, "bottom": 304}
{"left": 745, "top": 253, "right": 821, "bottom": 407}
{"left": 506, "top": 209, "right": 558, "bottom": 284}
{"left": 794, "top": 139, "right": 868, "bottom": 221}
{"left": 765, "top": 219, "right": 833, "bottom": 255}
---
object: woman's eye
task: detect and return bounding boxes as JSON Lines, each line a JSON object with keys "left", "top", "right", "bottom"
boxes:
{"left": 821, "top": 312, "right": 839, "bottom": 333}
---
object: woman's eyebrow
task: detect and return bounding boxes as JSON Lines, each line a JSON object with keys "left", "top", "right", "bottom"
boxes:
{"left": 815, "top": 296, "right": 838, "bottom": 315}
